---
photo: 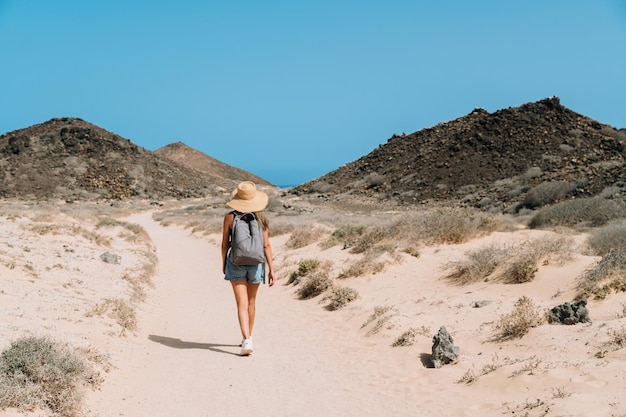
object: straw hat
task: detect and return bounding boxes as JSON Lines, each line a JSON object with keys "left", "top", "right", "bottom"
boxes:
{"left": 226, "top": 181, "right": 268, "bottom": 212}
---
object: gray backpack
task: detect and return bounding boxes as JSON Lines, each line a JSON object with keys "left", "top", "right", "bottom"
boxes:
{"left": 229, "top": 212, "right": 265, "bottom": 265}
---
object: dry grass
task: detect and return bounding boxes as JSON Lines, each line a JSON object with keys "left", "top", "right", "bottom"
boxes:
{"left": 87, "top": 298, "right": 138, "bottom": 335}
{"left": 446, "top": 235, "right": 574, "bottom": 284}
{"left": 338, "top": 257, "right": 385, "bottom": 279}
{"left": 285, "top": 225, "right": 326, "bottom": 249}
{"left": 391, "top": 327, "right": 430, "bottom": 347}
{"left": 297, "top": 271, "right": 333, "bottom": 299}
{"left": 577, "top": 221, "right": 626, "bottom": 299}
{"left": 494, "top": 296, "right": 544, "bottom": 340}
{"left": 577, "top": 251, "right": 626, "bottom": 300}
{"left": 0, "top": 336, "right": 100, "bottom": 417}
{"left": 327, "top": 286, "right": 359, "bottom": 310}
{"left": 319, "top": 224, "right": 366, "bottom": 250}
{"left": 595, "top": 328, "right": 626, "bottom": 358}
{"left": 523, "top": 181, "right": 577, "bottom": 209}
{"left": 287, "top": 258, "right": 321, "bottom": 285}
{"left": 586, "top": 220, "right": 626, "bottom": 256}
{"left": 529, "top": 196, "right": 626, "bottom": 229}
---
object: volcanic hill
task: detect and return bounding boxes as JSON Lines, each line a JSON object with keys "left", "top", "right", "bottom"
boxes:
{"left": 293, "top": 97, "right": 626, "bottom": 211}
{"left": 154, "top": 142, "right": 272, "bottom": 187}
{"left": 0, "top": 118, "right": 245, "bottom": 200}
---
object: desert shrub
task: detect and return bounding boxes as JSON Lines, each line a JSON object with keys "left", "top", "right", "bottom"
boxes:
{"left": 297, "top": 272, "right": 333, "bottom": 299}
{"left": 287, "top": 258, "right": 320, "bottom": 285}
{"left": 503, "top": 251, "right": 539, "bottom": 284}
{"left": 457, "top": 369, "right": 478, "bottom": 384}
{"left": 327, "top": 286, "right": 359, "bottom": 310}
{"left": 338, "top": 257, "right": 385, "bottom": 279}
{"left": 320, "top": 224, "right": 366, "bottom": 250}
{"left": 577, "top": 251, "right": 626, "bottom": 300}
{"left": 403, "top": 246, "right": 421, "bottom": 258}
{"left": 361, "top": 305, "right": 393, "bottom": 328}
{"left": 285, "top": 225, "right": 325, "bottom": 249}
{"left": 523, "top": 181, "right": 577, "bottom": 208}
{"left": 0, "top": 336, "right": 98, "bottom": 417}
{"left": 586, "top": 220, "right": 626, "bottom": 256}
{"left": 447, "top": 235, "right": 573, "bottom": 285}
{"left": 310, "top": 181, "right": 334, "bottom": 193}
{"left": 392, "top": 328, "right": 421, "bottom": 347}
{"left": 501, "top": 235, "right": 573, "bottom": 283}
{"left": 446, "top": 243, "right": 510, "bottom": 284}
{"left": 393, "top": 207, "right": 499, "bottom": 245}
{"left": 529, "top": 197, "right": 626, "bottom": 229}
{"left": 349, "top": 226, "right": 387, "bottom": 254}
{"left": 88, "top": 298, "right": 138, "bottom": 334}
{"left": 364, "top": 172, "right": 385, "bottom": 187}
{"left": 494, "top": 296, "right": 544, "bottom": 340}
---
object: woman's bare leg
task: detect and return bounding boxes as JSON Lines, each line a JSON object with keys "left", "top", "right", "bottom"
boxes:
{"left": 231, "top": 280, "right": 261, "bottom": 339}
{"left": 246, "top": 282, "right": 260, "bottom": 336}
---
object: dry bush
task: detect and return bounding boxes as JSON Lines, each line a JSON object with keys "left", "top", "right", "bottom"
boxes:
{"left": 457, "top": 369, "right": 478, "bottom": 384}
{"left": 494, "top": 296, "right": 544, "bottom": 340}
{"left": 586, "top": 220, "right": 626, "bottom": 256}
{"left": 499, "top": 235, "right": 573, "bottom": 283}
{"left": 523, "top": 181, "right": 577, "bottom": 208}
{"left": 287, "top": 258, "right": 321, "bottom": 285}
{"left": 529, "top": 197, "right": 626, "bottom": 229}
{"left": 349, "top": 226, "right": 388, "bottom": 254}
{"left": 577, "top": 251, "right": 626, "bottom": 300}
{"left": 320, "top": 224, "right": 366, "bottom": 250}
{"left": 0, "top": 336, "right": 99, "bottom": 417}
{"left": 327, "top": 286, "right": 359, "bottom": 310}
{"left": 393, "top": 207, "right": 499, "bottom": 245}
{"left": 447, "top": 235, "right": 573, "bottom": 285}
{"left": 297, "top": 272, "right": 333, "bottom": 299}
{"left": 446, "top": 243, "right": 510, "bottom": 284}
{"left": 504, "top": 251, "right": 539, "bottom": 284}
{"left": 88, "top": 298, "right": 138, "bottom": 334}
{"left": 402, "top": 246, "right": 421, "bottom": 258}
{"left": 391, "top": 327, "right": 426, "bottom": 347}
{"left": 577, "top": 222, "right": 626, "bottom": 299}
{"left": 285, "top": 225, "right": 325, "bottom": 249}
{"left": 338, "top": 257, "right": 385, "bottom": 279}
{"left": 361, "top": 305, "right": 392, "bottom": 329}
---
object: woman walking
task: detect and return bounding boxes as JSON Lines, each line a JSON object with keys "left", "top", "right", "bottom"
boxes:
{"left": 221, "top": 181, "right": 275, "bottom": 356}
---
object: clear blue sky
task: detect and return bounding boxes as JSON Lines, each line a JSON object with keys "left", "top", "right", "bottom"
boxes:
{"left": 1, "top": 1, "right": 625, "bottom": 186}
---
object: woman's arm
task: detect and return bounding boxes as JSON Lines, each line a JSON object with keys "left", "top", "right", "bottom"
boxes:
{"left": 263, "top": 227, "right": 275, "bottom": 287}
{"left": 221, "top": 214, "right": 233, "bottom": 274}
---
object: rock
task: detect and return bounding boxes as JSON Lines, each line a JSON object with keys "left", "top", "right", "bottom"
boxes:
{"left": 431, "top": 326, "right": 459, "bottom": 368}
{"left": 100, "top": 252, "right": 121, "bottom": 265}
{"left": 547, "top": 300, "right": 590, "bottom": 325}
{"left": 471, "top": 300, "right": 492, "bottom": 308}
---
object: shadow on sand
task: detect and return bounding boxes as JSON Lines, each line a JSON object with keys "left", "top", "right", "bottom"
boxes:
{"left": 148, "top": 335, "right": 241, "bottom": 356}
{"left": 420, "top": 353, "right": 435, "bottom": 368}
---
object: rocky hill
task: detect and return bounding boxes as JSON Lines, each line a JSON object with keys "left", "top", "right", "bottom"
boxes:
{"left": 0, "top": 118, "right": 242, "bottom": 200}
{"left": 293, "top": 97, "right": 626, "bottom": 211}
{"left": 154, "top": 142, "right": 272, "bottom": 186}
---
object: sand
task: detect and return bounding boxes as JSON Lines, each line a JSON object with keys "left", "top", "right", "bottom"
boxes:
{"left": 1, "top": 202, "right": 626, "bottom": 417}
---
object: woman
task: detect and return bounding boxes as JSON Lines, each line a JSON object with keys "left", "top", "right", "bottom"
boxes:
{"left": 221, "top": 181, "right": 275, "bottom": 356}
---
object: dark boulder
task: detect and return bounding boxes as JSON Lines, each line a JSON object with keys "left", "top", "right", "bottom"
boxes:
{"left": 547, "top": 300, "right": 590, "bottom": 325}
{"left": 431, "top": 326, "right": 459, "bottom": 368}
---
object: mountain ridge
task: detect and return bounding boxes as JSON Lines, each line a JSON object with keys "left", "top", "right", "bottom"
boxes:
{"left": 292, "top": 97, "right": 626, "bottom": 210}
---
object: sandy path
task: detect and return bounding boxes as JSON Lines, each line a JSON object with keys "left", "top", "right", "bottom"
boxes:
{"left": 84, "top": 212, "right": 426, "bottom": 417}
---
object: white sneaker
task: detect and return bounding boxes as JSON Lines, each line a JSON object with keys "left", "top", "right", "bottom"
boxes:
{"left": 240, "top": 338, "right": 254, "bottom": 356}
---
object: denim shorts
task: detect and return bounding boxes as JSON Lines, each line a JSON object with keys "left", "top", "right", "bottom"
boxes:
{"left": 224, "top": 256, "right": 265, "bottom": 284}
